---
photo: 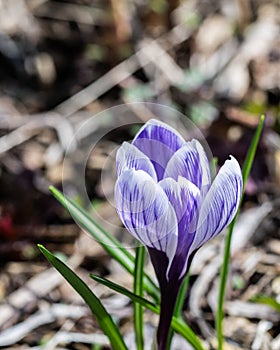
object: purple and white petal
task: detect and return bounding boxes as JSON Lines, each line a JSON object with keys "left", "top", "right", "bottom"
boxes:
{"left": 159, "top": 177, "right": 200, "bottom": 238}
{"left": 159, "top": 176, "right": 201, "bottom": 278}
{"left": 115, "top": 169, "right": 178, "bottom": 264}
{"left": 164, "top": 139, "right": 211, "bottom": 191}
{"left": 132, "top": 119, "right": 186, "bottom": 180}
{"left": 116, "top": 141, "right": 157, "bottom": 180}
{"left": 190, "top": 156, "right": 242, "bottom": 252}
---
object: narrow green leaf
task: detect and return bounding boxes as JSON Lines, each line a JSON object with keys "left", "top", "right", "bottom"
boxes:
{"left": 242, "top": 115, "right": 265, "bottom": 185}
{"left": 216, "top": 115, "right": 265, "bottom": 350}
{"left": 133, "top": 246, "right": 146, "bottom": 350}
{"left": 90, "top": 274, "right": 159, "bottom": 312}
{"left": 251, "top": 294, "right": 280, "bottom": 313}
{"left": 38, "top": 245, "right": 127, "bottom": 350}
{"left": 49, "top": 186, "right": 159, "bottom": 302}
{"left": 174, "top": 272, "right": 190, "bottom": 318}
{"left": 171, "top": 318, "right": 205, "bottom": 350}
{"left": 90, "top": 275, "right": 205, "bottom": 350}
{"left": 210, "top": 157, "right": 218, "bottom": 181}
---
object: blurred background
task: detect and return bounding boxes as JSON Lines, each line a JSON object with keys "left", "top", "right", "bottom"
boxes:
{"left": 0, "top": 0, "right": 279, "bottom": 349}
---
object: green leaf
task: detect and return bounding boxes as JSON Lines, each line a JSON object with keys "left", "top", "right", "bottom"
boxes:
{"left": 133, "top": 246, "right": 146, "bottom": 350}
{"left": 49, "top": 186, "right": 160, "bottom": 302}
{"left": 38, "top": 244, "right": 127, "bottom": 350}
{"left": 90, "top": 274, "right": 159, "bottom": 313}
{"left": 174, "top": 272, "right": 190, "bottom": 318}
{"left": 251, "top": 294, "right": 280, "bottom": 313}
{"left": 216, "top": 115, "right": 265, "bottom": 350}
{"left": 241, "top": 114, "right": 265, "bottom": 185}
{"left": 90, "top": 275, "right": 205, "bottom": 350}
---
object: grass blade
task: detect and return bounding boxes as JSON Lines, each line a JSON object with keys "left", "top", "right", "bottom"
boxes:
{"left": 49, "top": 186, "right": 159, "bottom": 301}
{"left": 174, "top": 272, "right": 190, "bottom": 318}
{"left": 91, "top": 274, "right": 158, "bottom": 310}
{"left": 133, "top": 246, "right": 146, "bottom": 350}
{"left": 38, "top": 244, "right": 128, "bottom": 350}
{"left": 90, "top": 275, "right": 205, "bottom": 350}
{"left": 251, "top": 295, "right": 280, "bottom": 313}
{"left": 242, "top": 115, "right": 266, "bottom": 185}
{"left": 216, "top": 115, "right": 265, "bottom": 350}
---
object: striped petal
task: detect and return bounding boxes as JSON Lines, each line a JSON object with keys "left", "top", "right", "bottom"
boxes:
{"left": 116, "top": 141, "right": 157, "bottom": 180}
{"left": 164, "top": 139, "right": 211, "bottom": 192}
{"left": 115, "top": 169, "right": 178, "bottom": 264}
{"left": 132, "top": 119, "right": 186, "bottom": 180}
{"left": 159, "top": 176, "right": 201, "bottom": 278}
{"left": 191, "top": 156, "right": 242, "bottom": 252}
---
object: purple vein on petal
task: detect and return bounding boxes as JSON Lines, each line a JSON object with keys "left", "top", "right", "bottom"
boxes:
{"left": 114, "top": 169, "right": 178, "bottom": 263}
{"left": 159, "top": 176, "right": 201, "bottom": 278}
{"left": 116, "top": 141, "right": 157, "bottom": 180}
{"left": 164, "top": 139, "right": 211, "bottom": 191}
{"left": 191, "top": 156, "right": 242, "bottom": 252}
{"left": 132, "top": 119, "right": 186, "bottom": 180}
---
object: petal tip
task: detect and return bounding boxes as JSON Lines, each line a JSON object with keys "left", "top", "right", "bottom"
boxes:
{"left": 223, "top": 155, "right": 243, "bottom": 178}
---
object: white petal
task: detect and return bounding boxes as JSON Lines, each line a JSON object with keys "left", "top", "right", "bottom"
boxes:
{"left": 115, "top": 169, "right": 178, "bottom": 264}
{"left": 116, "top": 142, "right": 157, "bottom": 180}
{"left": 164, "top": 139, "right": 211, "bottom": 192}
{"left": 191, "top": 156, "right": 242, "bottom": 251}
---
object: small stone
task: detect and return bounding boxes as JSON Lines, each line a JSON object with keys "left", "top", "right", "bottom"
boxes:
{"left": 267, "top": 240, "right": 280, "bottom": 255}
{"left": 195, "top": 15, "right": 233, "bottom": 53}
{"left": 272, "top": 277, "right": 280, "bottom": 295}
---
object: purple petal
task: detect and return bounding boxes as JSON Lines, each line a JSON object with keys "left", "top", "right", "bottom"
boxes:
{"left": 159, "top": 176, "right": 201, "bottom": 278}
{"left": 191, "top": 156, "right": 242, "bottom": 251}
{"left": 132, "top": 119, "right": 186, "bottom": 180}
{"left": 115, "top": 169, "right": 178, "bottom": 264}
{"left": 164, "top": 139, "right": 211, "bottom": 192}
{"left": 116, "top": 142, "right": 157, "bottom": 180}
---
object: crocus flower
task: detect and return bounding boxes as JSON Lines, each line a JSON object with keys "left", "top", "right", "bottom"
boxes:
{"left": 115, "top": 119, "right": 242, "bottom": 350}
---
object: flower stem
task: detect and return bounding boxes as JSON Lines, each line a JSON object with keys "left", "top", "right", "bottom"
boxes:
{"left": 166, "top": 272, "right": 190, "bottom": 350}
{"left": 157, "top": 281, "right": 181, "bottom": 350}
